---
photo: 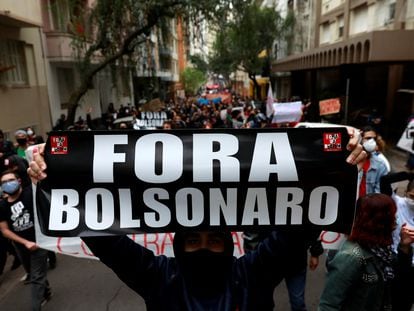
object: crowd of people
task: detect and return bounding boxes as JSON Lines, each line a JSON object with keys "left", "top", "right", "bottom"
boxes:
{"left": 1, "top": 94, "right": 414, "bottom": 310}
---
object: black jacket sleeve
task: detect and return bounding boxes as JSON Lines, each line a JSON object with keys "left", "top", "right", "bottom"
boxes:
{"left": 82, "top": 235, "right": 171, "bottom": 300}
{"left": 380, "top": 172, "right": 414, "bottom": 195}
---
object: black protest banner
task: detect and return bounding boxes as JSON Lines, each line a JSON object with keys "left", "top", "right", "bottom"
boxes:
{"left": 36, "top": 128, "right": 358, "bottom": 237}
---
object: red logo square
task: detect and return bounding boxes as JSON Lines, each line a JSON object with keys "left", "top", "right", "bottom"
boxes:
{"left": 323, "top": 132, "right": 342, "bottom": 152}
{"left": 50, "top": 136, "right": 68, "bottom": 154}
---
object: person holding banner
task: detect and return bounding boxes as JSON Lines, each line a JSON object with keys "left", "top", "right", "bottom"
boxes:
{"left": 318, "top": 194, "right": 414, "bottom": 311}
{"left": 27, "top": 126, "right": 365, "bottom": 310}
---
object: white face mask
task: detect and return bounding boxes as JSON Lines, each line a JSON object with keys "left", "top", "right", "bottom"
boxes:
{"left": 27, "top": 130, "right": 34, "bottom": 136}
{"left": 363, "top": 138, "right": 377, "bottom": 153}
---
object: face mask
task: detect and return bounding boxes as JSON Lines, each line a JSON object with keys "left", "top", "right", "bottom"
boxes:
{"left": 363, "top": 138, "right": 377, "bottom": 153}
{"left": 27, "top": 130, "right": 34, "bottom": 136}
{"left": 1, "top": 180, "right": 20, "bottom": 195}
{"left": 405, "top": 197, "right": 414, "bottom": 210}
{"left": 16, "top": 138, "right": 27, "bottom": 146}
{"left": 178, "top": 249, "right": 232, "bottom": 297}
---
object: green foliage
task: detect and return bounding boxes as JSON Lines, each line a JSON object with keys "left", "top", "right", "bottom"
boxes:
{"left": 181, "top": 67, "right": 206, "bottom": 95}
{"left": 209, "top": 2, "right": 290, "bottom": 98}
{"left": 210, "top": 3, "right": 284, "bottom": 77}
{"left": 188, "top": 54, "right": 209, "bottom": 74}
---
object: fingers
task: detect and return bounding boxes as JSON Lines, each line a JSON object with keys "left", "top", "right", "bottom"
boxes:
{"left": 345, "top": 127, "right": 366, "bottom": 167}
{"left": 345, "top": 126, "right": 362, "bottom": 151}
{"left": 28, "top": 143, "right": 47, "bottom": 183}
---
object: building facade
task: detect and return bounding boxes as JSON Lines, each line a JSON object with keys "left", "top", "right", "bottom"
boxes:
{"left": 0, "top": 0, "right": 52, "bottom": 140}
{"left": 272, "top": 0, "right": 414, "bottom": 140}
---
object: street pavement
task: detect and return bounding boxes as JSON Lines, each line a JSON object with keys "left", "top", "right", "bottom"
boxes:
{"left": 0, "top": 147, "right": 411, "bottom": 311}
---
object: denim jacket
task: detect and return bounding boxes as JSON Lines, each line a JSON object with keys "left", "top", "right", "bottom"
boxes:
{"left": 358, "top": 154, "right": 388, "bottom": 194}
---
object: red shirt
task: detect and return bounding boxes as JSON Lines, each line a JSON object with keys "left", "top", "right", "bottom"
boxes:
{"left": 359, "top": 159, "right": 371, "bottom": 197}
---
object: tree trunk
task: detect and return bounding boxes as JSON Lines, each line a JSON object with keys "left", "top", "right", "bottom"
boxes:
{"left": 65, "top": 84, "right": 90, "bottom": 128}
{"left": 249, "top": 73, "right": 260, "bottom": 100}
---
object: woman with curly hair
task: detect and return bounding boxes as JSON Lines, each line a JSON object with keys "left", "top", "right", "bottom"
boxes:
{"left": 319, "top": 193, "right": 414, "bottom": 311}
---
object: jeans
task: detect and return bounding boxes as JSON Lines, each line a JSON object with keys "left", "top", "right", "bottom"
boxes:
{"left": 285, "top": 268, "right": 307, "bottom": 311}
{"left": 14, "top": 244, "right": 49, "bottom": 311}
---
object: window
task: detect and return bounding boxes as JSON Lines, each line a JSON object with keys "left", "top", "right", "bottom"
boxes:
{"left": 338, "top": 16, "right": 344, "bottom": 38}
{"left": 49, "top": 0, "right": 70, "bottom": 32}
{"left": 389, "top": 2, "right": 396, "bottom": 21}
{"left": 0, "top": 39, "right": 28, "bottom": 86}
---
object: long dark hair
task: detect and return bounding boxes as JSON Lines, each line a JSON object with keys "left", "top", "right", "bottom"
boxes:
{"left": 349, "top": 194, "right": 396, "bottom": 248}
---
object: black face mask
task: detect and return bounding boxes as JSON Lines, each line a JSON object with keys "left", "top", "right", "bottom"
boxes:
{"left": 16, "top": 138, "right": 27, "bottom": 146}
{"left": 178, "top": 249, "right": 233, "bottom": 298}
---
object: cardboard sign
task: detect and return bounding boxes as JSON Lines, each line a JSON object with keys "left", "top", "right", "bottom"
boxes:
{"left": 319, "top": 98, "right": 341, "bottom": 116}
{"left": 36, "top": 128, "right": 358, "bottom": 237}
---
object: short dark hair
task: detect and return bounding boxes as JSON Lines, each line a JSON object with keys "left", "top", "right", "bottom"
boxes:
{"left": 0, "top": 169, "right": 20, "bottom": 180}
{"left": 349, "top": 194, "right": 396, "bottom": 247}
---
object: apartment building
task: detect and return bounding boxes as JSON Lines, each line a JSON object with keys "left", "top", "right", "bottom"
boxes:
{"left": 41, "top": 0, "right": 135, "bottom": 125}
{"left": 133, "top": 17, "right": 182, "bottom": 103}
{"left": 0, "top": 1, "right": 52, "bottom": 139}
{"left": 272, "top": 0, "right": 414, "bottom": 139}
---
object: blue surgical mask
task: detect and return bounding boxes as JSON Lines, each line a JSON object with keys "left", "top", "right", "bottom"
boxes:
{"left": 1, "top": 180, "right": 20, "bottom": 195}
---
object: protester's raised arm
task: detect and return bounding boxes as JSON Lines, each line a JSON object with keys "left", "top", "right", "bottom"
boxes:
{"left": 28, "top": 143, "right": 47, "bottom": 183}
{"left": 345, "top": 126, "right": 365, "bottom": 169}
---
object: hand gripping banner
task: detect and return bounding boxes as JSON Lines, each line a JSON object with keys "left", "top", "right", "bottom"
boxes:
{"left": 36, "top": 128, "right": 358, "bottom": 237}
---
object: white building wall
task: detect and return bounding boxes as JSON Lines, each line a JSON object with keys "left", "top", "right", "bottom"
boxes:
{"left": 0, "top": 0, "right": 42, "bottom": 25}
{"left": 321, "top": 0, "right": 345, "bottom": 15}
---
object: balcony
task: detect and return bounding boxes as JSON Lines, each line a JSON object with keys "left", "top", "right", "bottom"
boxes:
{"left": 44, "top": 32, "right": 75, "bottom": 61}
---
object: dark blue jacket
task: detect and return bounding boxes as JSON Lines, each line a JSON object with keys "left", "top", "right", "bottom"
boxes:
{"left": 83, "top": 231, "right": 290, "bottom": 310}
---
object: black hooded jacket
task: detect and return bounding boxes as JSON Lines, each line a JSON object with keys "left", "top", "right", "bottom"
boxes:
{"left": 83, "top": 230, "right": 291, "bottom": 310}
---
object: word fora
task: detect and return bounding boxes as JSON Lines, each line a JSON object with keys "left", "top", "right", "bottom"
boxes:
{"left": 92, "top": 133, "right": 300, "bottom": 183}
{"left": 48, "top": 186, "right": 340, "bottom": 231}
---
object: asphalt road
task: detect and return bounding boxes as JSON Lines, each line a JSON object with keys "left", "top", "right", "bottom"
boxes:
{"left": 0, "top": 252, "right": 327, "bottom": 311}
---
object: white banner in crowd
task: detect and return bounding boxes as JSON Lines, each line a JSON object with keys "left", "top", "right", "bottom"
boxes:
{"left": 397, "top": 119, "right": 414, "bottom": 153}
{"left": 271, "top": 101, "right": 303, "bottom": 124}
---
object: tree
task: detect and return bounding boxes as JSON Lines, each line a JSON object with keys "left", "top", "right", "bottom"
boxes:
{"left": 60, "top": 0, "right": 241, "bottom": 126}
{"left": 188, "top": 54, "right": 209, "bottom": 75}
{"left": 181, "top": 67, "right": 206, "bottom": 96}
{"left": 209, "top": 3, "right": 293, "bottom": 99}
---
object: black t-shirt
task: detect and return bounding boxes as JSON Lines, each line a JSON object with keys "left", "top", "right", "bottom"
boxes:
{"left": 0, "top": 186, "right": 35, "bottom": 241}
